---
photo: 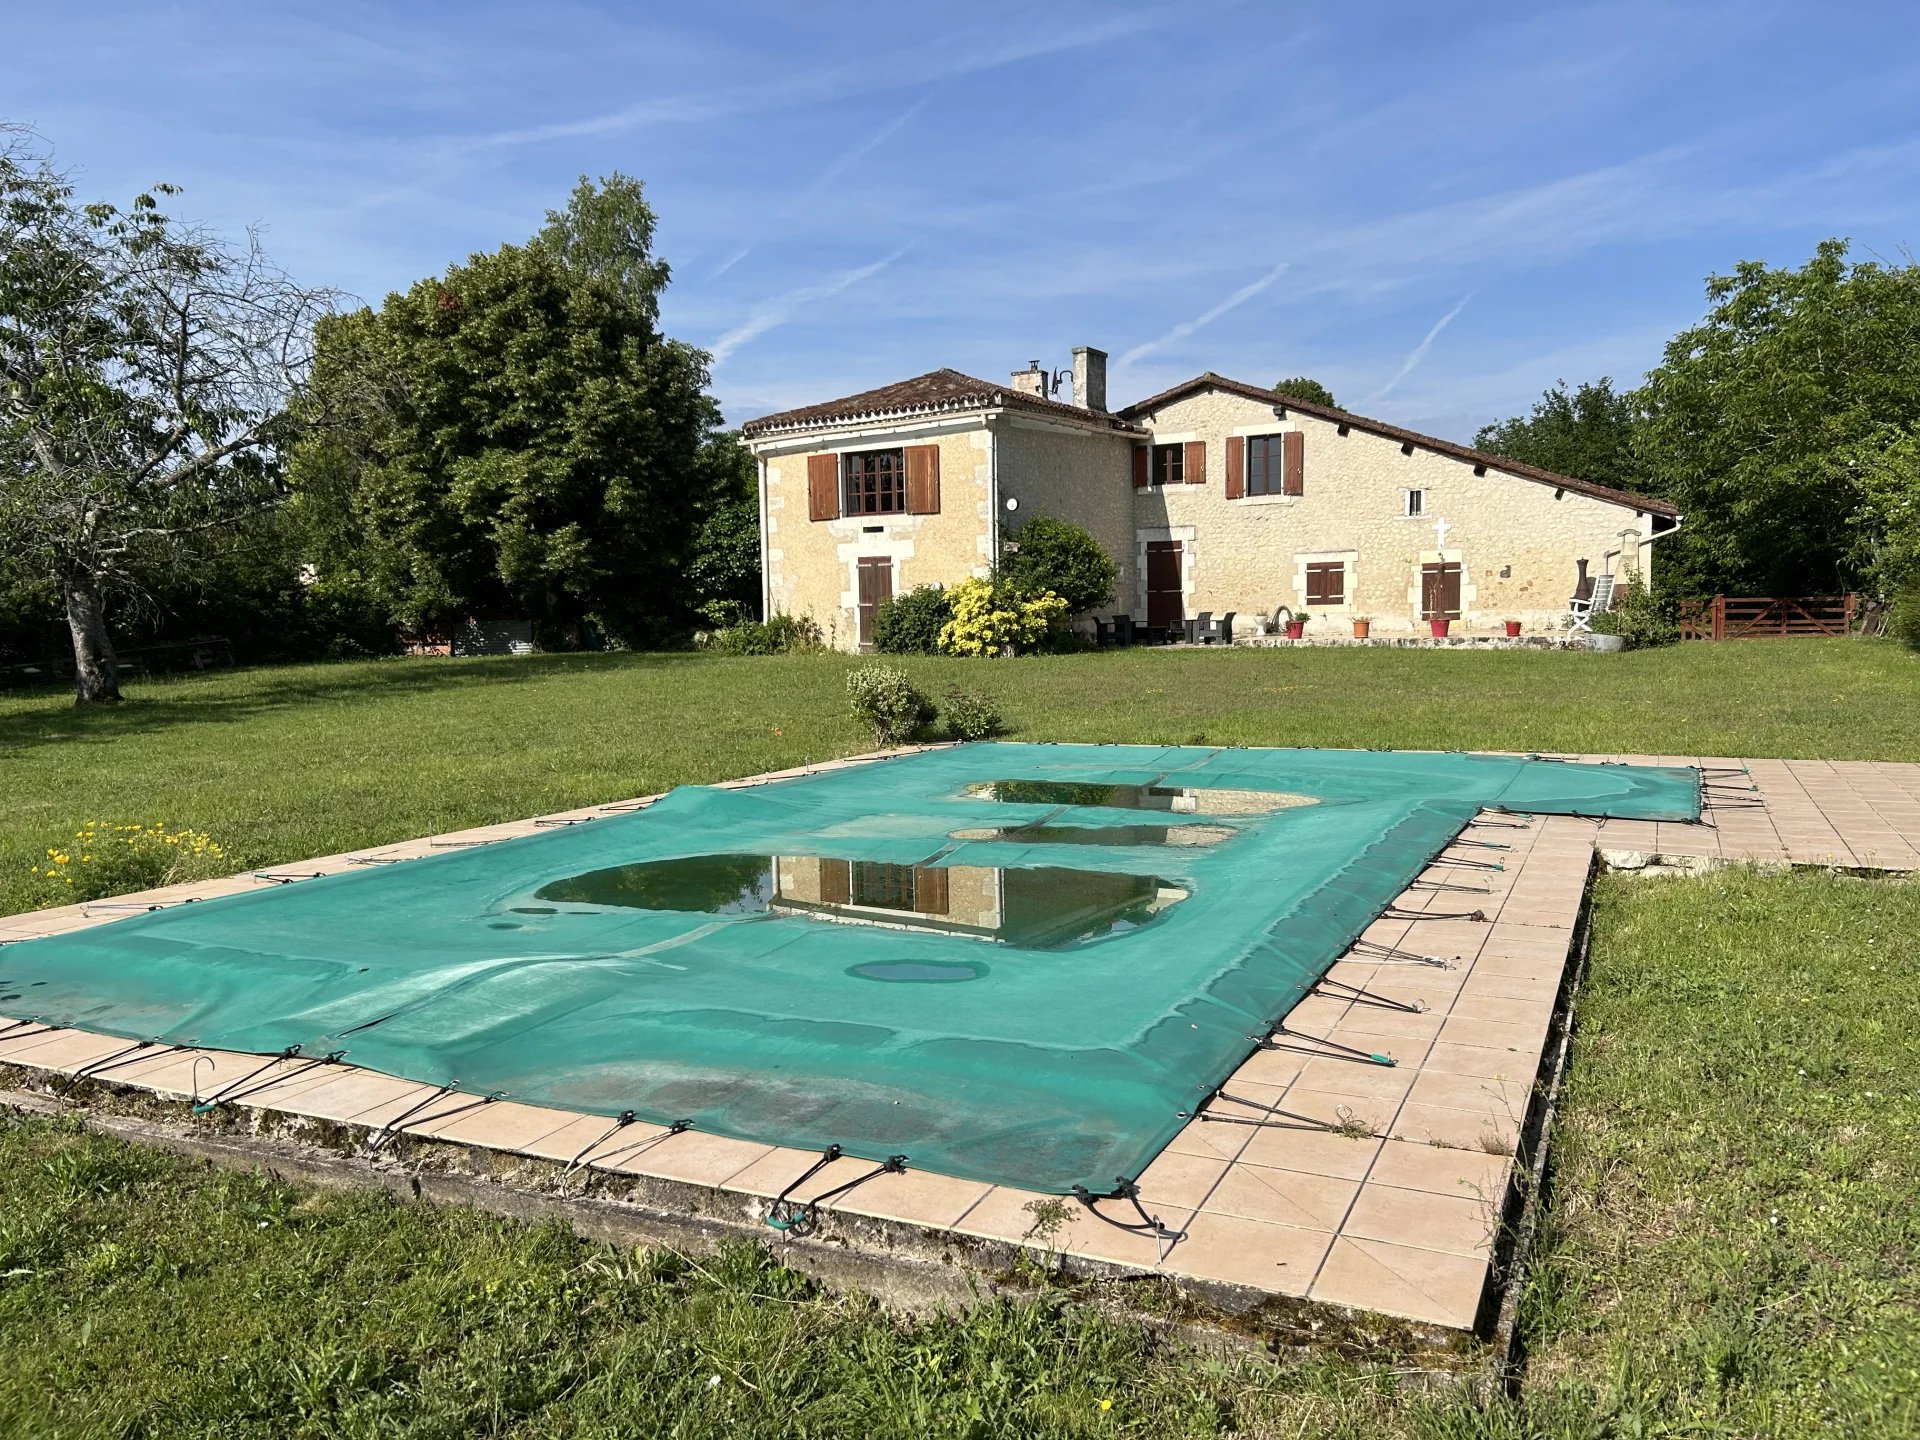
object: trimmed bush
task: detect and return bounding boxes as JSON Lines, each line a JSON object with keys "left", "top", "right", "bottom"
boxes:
{"left": 997, "top": 515, "right": 1117, "bottom": 617}
{"left": 873, "top": 585, "right": 952, "bottom": 655}
{"left": 847, "top": 665, "right": 937, "bottom": 747}
{"left": 938, "top": 577, "right": 1067, "bottom": 657}
{"left": 709, "top": 613, "right": 823, "bottom": 656}
{"left": 942, "top": 687, "right": 1002, "bottom": 742}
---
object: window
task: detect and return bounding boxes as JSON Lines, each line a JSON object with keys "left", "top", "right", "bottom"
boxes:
{"left": 1151, "top": 442, "right": 1185, "bottom": 487}
{"left": 844, "top": 449, "right": 905, "bottom": 515}
{"left": 1305, "top": 562, "right": 1346, "bottom": 606}
{"left": 1246, "top": 435, "right": 1286, "bottom": 496}
{"left": 1405, "top": 489, "right": 1425, "bottom": 517}
{"left": 851, "top": 861, "right": 917, "bottom": 909}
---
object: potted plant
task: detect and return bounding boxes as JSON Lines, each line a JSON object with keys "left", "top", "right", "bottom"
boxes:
{"left": 1587, "top": 609, "right": 1626, "bottom": 652}
{"left": 1504, "top": 619, "right": 1522, "bottom": 638}
{"left": 1429, "top": 615, "right": 1452, "bottom": 638}
{"left": 1285, "top": 610, "right": 1309, "bottom": 640}
{"left": 1352, "top": 616, "right": 1371, "bottom": 639}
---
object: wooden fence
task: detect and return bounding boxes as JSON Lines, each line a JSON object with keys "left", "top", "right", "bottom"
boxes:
{"left": 1679, "top": 594, "right": 1859, "bottom": 641}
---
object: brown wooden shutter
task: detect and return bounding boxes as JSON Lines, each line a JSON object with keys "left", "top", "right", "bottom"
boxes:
{"left": 905, "top": 444, "right": 940, "bottom": 514}
{"left": 818, "top": 858, "right": 850, "bottom": 904}
{"left": 1282, "top": 430, "right": 1304, "bottom": 496}
{"left": 1131, "top": 444, "right": 1150, "bottom": 488}
{"left": 912, "top": 866, "right": 949, "bottom": 916}
{"left": 1184, "top": 440, "right": 1206, "bottom": 485}
{"left": 807, "top": 454, "right": 840, "bottom": 521}
{"left": 1225, "top": 436, "right": 1244, "bottom": 499}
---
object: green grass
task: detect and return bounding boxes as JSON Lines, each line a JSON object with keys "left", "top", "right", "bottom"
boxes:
{"left": 3, "top": 869, "right": 1913, "bottom": 1436}
{"left": 1, "top": 639, "right": 1914, "bottom": 917}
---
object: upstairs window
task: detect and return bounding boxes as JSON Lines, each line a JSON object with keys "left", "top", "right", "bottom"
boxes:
{"left": 1405, "top": 489, "right": 1425, "bottom": 517}
{"left": 844, "top": 449, "right": 906, "bottom": 515}
{"left": 1247, "top": 435, "right": 1286, "bottom": 496}
{"left": 1151, "top": 442, "right": 1185, "bottom": 487}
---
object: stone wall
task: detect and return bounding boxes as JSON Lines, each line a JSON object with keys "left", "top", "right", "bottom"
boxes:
{"left": 995, "top": 418, "right": 1139, "bottom": 616}
{"left": 1129, "top": 389, "right": 1659, "bottom": 634}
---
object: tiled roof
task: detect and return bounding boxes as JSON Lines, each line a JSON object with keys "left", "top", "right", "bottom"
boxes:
{"left": 1118, "top": 372, "right": 1681, "bottom": 518}
{"left": 740, "top": 368, "right": 1144, "bottom": 437}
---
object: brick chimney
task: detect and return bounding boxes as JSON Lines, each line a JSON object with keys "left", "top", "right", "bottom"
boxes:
{"left": 1072, "top": 346, "right": 1107, "bottom": 412}
{"left": 1010, "top": 360, "right": 1048, "bottom": 398}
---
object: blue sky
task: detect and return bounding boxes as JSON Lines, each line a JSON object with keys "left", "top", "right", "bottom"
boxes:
{"left": 9, "top": 1, "right": 1920, "bottom": 440}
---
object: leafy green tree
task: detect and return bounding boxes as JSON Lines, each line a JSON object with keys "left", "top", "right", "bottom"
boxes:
{"left": 996, "top": 514, "right": 1117, "bottom": 616}
{"left": 1473, "top": 378, "right": 1643, "bottom": 494}
{"left": 1846, "top": 423, "right": 1920, "bottom": 596}
{"left": 0, "top": 127, "right": 333, "bottom": 702}
{"left": 685, "top": 431, "right": 762, "bottom": 627}
{"left": 291, "top": 175, "right": 717, "bottom": 646}
{"left": 1638, "top": 239, "right": 1920, "bottom": 594}
{"left": 1273, "top": 377, "right": 1336, "bottom": 408}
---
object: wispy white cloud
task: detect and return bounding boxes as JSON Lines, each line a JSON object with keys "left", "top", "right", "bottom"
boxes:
{"left": 1362, "top": 293, "right": 1472, "bottom": 406}
{"left": 709, "top": 94, "right": 930, "bottom": 280}
{"left": 709, "top": 247, "right": 908, "bottom": 366}
{"left": 1117, "top": 261, "right": 1289, "bottom": 368}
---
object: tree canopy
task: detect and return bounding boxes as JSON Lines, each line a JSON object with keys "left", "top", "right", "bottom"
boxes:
{"left": 1273, "top": 377, "right": 1337, "bottom": 408}
{"left": 1472, "top": 379, "right": 1641, "bottom": 495}
{"left": 290, "top": 175, "right": 721, "bottom": 646}
{"left": 0, "top": 126, "right": 333, "bottom": 702}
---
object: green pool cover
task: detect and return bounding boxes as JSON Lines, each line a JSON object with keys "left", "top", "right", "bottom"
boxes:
{"left": 0, "top": 744, "right": 1698, "bottom": 1194}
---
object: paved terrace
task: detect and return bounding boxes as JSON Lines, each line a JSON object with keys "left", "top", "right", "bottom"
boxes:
{"left": 3, "top": 751, "right": 1916, "bottom": 1336}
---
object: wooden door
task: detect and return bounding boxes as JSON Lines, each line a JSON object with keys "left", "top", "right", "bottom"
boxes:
{"left": 1421, "top": 562, "right": 1462, "bottom": 620}
{"left": 856, "top": 557, "right": 893, "bottom": 648}
{"left": 1145, "top": 541, "right": 1184, "bottom": 634}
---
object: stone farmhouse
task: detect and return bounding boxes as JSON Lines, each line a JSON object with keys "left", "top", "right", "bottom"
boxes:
{"left": 739, "top": 348, "right": 1681, "bottom": 650}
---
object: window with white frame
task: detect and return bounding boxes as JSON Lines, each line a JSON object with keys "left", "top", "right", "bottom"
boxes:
{"left": 1405, "top": 489, "right": 1425, "bottom": 517}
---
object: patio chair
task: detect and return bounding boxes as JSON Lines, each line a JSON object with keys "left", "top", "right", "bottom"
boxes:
{"left": 1568, "top": 574, "right": 1616, "bottom": 633}
{"left": 1197, "top": 611, "right": 1236, "bottom": 645}
{"left": 1182, "top": 611, "right": 1212, "bottom": 645}
{"left": 1112, "top": 613, "right": 1135, "bottom": 647}
{"left": 1092, "top": 616, "right": 1113, "bottom": 648}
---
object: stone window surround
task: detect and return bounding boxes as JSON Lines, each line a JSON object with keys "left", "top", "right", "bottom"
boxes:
{"left": 1407, "top": 548, "right": 1477, "bottom": 617}
{"left": 1292, "top": 550, "right": 1359, "bottom": 614}
{"left": 1227, "top": 421, "right": 1304, "bottom": 505}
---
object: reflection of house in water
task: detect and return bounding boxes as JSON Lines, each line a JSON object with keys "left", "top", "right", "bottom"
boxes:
{"left": 772, "top": 856, "right": 1181, "bottom": 949}
{"left": 968, "top": 780, "right": 1314, "bottom": 817}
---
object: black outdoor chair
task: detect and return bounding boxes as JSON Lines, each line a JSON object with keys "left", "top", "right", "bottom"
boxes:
{"left": 1197, "top": 611, "right": 1236, "bottom": 645}
{"left": 1182, "top": 611, "right": 1212, "bottom": 645}
{"left": 1092, "top": 616, "right": 1113, "bottom": 647}
{"left": 1111, "top": 614, "right": 1135, "bottom": 647}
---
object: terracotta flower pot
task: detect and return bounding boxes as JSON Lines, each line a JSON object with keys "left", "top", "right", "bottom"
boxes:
{"left": 1429, "top": 616, "right": 1451, "bottom": 638}
{"left": 1352, "top": 619, "right": 1371, "bottom": 639}
{"left": 1285, "top": 620, "right": 1306, "bottom": 640}
{"left": 1505, "top": 620, "right": 1522, "bottom": 637}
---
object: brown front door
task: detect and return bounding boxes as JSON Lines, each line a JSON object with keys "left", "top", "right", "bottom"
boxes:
{"left": 857, "top": 557, "right": 893, "bottom": 648}
{"left": 1421, "top": 562, "right": 1462, "bottom": 620}
{"left": 1146, "top": 541, "right": 1184, "bottom": 634}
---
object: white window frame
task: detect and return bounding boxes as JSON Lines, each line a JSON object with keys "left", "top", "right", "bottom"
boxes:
{"left": 1405, "top": 489, "right": 1425, "bottom": 518}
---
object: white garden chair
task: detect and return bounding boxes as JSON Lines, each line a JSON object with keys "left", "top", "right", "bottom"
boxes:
{"left": 1568, "top": 573, "right": 1616, "bottom": 633}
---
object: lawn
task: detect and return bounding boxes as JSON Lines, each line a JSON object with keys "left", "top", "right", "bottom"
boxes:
{"left": 1, "top": 639, "right": 1914, "bottom": 917}
{"left": 1, "top": 643, "right": 1916, "bottom": 1435}
{"left": 3, "top": 868, "right": 1913, "bottom": 1437}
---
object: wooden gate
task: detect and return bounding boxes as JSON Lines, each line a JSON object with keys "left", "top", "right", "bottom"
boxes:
{"left": 1146, "top": 541, "right": 1184, "bottom": 635}
{"left": 1680, "top": 594, "right": 1858, "bottom": 640}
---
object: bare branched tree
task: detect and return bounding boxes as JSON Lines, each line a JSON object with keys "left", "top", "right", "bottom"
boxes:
{"left": 0, "top": 124, "right": 336, "bottom": 703}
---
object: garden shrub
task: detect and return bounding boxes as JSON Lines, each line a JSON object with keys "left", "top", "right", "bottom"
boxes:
{"left": 1592, "top": 581, "right": 1680, "bottom": 648}
{"left": 937, "top": 578, "right": 1067, "bottom": 657}
{"left": 942, "top": 686, "right": 1002, "bottom": 742}
{"left": 996, "top": 515, "right": 1117, "bottom": 616}
{"left": 846, "top": 665, "right": 937, "bottom": 747}
{"left": 873, "top": 585, "right": 952, "bottom": 655}
{"left": 1888, "top": 580, "right": 1920, "bottom": 651}
{"left": 708, "top": 613, "right": 823, "bottom": 656}
{"left": 27, "top": 822, "right": 227, "bottom": 906}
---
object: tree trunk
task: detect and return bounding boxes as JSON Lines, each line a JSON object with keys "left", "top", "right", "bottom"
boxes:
{"left": 64, "top": 575, "right": 122, "bottom": 705}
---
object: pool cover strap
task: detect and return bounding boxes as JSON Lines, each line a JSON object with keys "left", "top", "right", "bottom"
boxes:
{"left": 1071, "top": 1178, "right": 1186, "bottom": 1248}
{"left": 767, "top": 1145, "right": 910, "bottom": 1235}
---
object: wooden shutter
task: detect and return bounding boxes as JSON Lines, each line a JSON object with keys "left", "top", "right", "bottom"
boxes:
{"left": 1184, "top": 440, "right": 1206, "bottom": 485}
{"left": 807, "top": 453, "right": 840, "bottom": 521}
{"left": 1131, "top": 444, "right": 1150, "bottom": 488}
{"left": 913, "top": 866, "right": 950, "bottom": 916}
{"left": 818, "top": 858, "right": 851, "bottom": 904}
{"left": 1225, "top": 436, "right": 1244, "bottom": 499}
{"left": 905, "top": 444, "right": 940, "bottom": 514}
{"left": 1282, "top": 430, "right": 1304, "bottom": 496}
{"left": 1306, "top": 562, "right": 1344, "bottom": 605}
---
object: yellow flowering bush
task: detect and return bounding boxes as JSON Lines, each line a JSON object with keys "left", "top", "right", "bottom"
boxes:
{"left": 937, "top": 578, "right": 1067, "bottom": 657}
{"left": 27, "top": 821, "right": 227, "bottom": 907}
